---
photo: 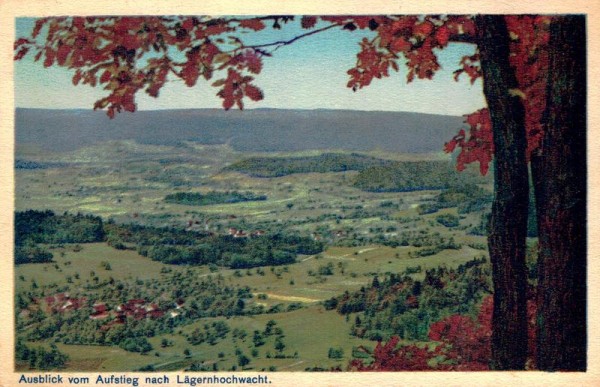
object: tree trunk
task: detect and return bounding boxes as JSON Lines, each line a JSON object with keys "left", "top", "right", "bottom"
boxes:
{"left": 475, "top": 15, "right": 529, "bottom": 370}
{"left": 531, "top": 15, "right": 587, "bottom": 371}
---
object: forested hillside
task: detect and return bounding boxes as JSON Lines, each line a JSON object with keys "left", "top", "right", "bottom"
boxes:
{"left": 353, "top": 161, "right": 487, "bottom": 192}
{"left": 225, "top": 153, "right": 393, "bottom": 177}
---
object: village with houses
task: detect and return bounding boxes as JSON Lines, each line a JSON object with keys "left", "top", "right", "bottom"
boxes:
{"left": 39, "top": 292, "right": 185, "bottom": 325}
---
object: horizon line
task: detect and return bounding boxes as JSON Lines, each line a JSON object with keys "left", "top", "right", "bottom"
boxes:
{"left": 15, "top": 106, "right": 465, "bottom": 117}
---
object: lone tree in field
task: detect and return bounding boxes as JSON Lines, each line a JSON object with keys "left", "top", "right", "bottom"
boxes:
{"left": 15, "top": 14, "right": 586, "bottom": 370}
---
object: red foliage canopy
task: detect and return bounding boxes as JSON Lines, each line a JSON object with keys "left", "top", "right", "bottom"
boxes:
{"left": 14, "top": 16, "right": 280, "bottom": 117}
{"left": 327, "top": 15, "right": 549, "bottom": 174}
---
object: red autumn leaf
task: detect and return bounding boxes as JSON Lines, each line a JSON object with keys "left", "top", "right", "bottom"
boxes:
{"left": 72, "top": 70, "right": 82, "bottom": 86}
{"left": 435, "top": 25, "right": 450, "bottom": 46}
{"left": 72, "top": 17, "right": 85, "bottom": 31}
{"left": 32, "top": 18, "right": 47, "bottom": 38}
{"left": 14, "top": 47, "right": 29, "bottom": 61}
{"left": 320, "top": 16, "right": 349, "bottom": 24}
{"left": 390, "top": 37, "right": 411, "bottom": 52}
{"left": 182, "top": 18, "right": 195, "bottom": 32}
{"left": 56, "top": 44, "right": 71, "bottom": 66}
{"left": 222, "top": 95, "right": 235, "bottom": 111}
{"left": 146, "top": 83, "right": 160, "bottom": 98}
{"left": 114, "top": 17, "right": 142, "bottom": 35}
{"left": 444, "top": 139, "right": 458, "bottom": 153}
{"left": 100, "top": 70, "right": 112, "bottom": 84}
{"left": 244, "top": 84, "right": 263, "bottom": 101}
{"left": 43, "top": 49, "right": 55, "bottom": 68}
{"left": 352, "top": 17, "right": 375, "bottom": 30}
{"left": 181, "top": 64, "right": 199, "bottom": 87}
{"left": 121, "top": 34, "right": 140, "bottom": 51}
{"left": 204, "top": 24, "right": 231, "bottom": 36}
{"left": 301, "top": 16, "right": 318, "bottom": 29}
{"left": 121, "top": 93, "right": 136, "bottom": 112}
{"left": 242, "top": 51, "right": 262, "bottom": 74}
{"left": 413, "top": 21, "right": 433, "bottom": 37}
{"left": 181, "top": 49, "right": 201, "bottom": 87}
{"left": 239, "top": 19, "right": 265, "bottom": 31}
{"left": 14, "top": 38, "right": 31, "bottom": 50}
{"left": 201, "top": 43, "right": 220, "bottom": 63}
{"left": 117, "top": 71, "right": 132, "bottom": 85}
{"left": 93, "top": 97, "right": 109, "bottom": 111}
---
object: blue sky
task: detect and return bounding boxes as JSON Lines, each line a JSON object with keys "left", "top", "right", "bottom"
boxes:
{"left": 14, "top": 17, "right": 486, "bottom": 115}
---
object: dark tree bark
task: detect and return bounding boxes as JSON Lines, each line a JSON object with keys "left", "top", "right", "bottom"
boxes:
{"left": 531, "top": 15, "right": 587, "bottom": 371}
{"left": 475, "top": 15, "right": 529, "bottom": 370}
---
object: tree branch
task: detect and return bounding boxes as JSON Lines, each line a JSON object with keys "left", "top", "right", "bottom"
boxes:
{"left": 449, "top": 33, "right": 477, "bottom": 45}
{"left": 245, "top": 23, "right": 342, "bottom": 53}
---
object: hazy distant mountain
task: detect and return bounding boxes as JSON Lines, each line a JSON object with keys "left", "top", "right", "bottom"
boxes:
{"left": 15, "top": 108, "right": 465, "bottom": 153}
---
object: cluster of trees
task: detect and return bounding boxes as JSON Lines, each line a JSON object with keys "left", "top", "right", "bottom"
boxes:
{"left": 15, "top": 159, "right": 63, "bottom": 169}
{"left": 164, "top": 191, "right": 267, "bottom": 206}
{"left": 415, "top": 184, "right": 494, "bottom": 217}
{"left": 181, "top": 319, "right": 295, "bottom": 370}
{"left": 325, "top": 257, "right": 491, "bottom": 343}
{"left": 110, "top": 223, "right": 324, "bottom": 268}
{"left": 331, "top": 225, "right": 465, "bottom": 251}
{"left": 435, "top": 183, "right": 492, "bottom": 214}
{"left": 16, "top": 210, "right": 105, "bottom": 245}
{"left": 119, "top": 337, "right": 153, "bottom": 353}
{"left": 353, "top": 161, "right": 486, "bottom": 193}
{"left": 15, "top": 210, "right": 105, "bottom": 264}
{"left": 225, "top": 153, "right": 393, "bottom": 177}
{"left": 15, "top": 243, "right": 53, "bottom": 264}
{"left": 376, "top": 229, "right": 461, "bottom": 251}
{"left": 435, "top": 214, "right": 460, "bottom": 228}
{"left": 406, "top": 237, "right": 461, "bottom": 258}
{"left": 258, "top": 320, "right": 291, "bottom": 359}
{"left": 187, "top": 321, "right": 231, "bottom": 346}
{"left": 54, "top": 316, "right": 162, "bottom": 351}
{"left": 16, "top": 340, "right": 69, "bottom": 370}
{"left": 328, "top": 347, "right": 345, "bottom": 360}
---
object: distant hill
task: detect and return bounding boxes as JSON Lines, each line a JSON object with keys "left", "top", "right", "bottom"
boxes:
{"left": 15, "top": 108, "right": 465, "bottom": 153}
